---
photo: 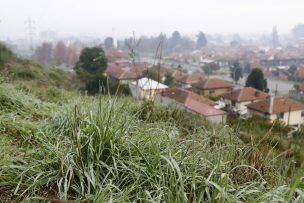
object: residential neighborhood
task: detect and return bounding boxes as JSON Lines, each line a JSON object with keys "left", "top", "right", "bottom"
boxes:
{"left": 103, "top": 55, "right": 304, "bottom": 128}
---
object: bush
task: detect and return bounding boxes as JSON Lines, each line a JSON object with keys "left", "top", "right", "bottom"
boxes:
{"left": 16, "top": 70, "right": 36, "bottom": 80}
{"left": 0, "top": 43, "right": 13, "bottom": 66}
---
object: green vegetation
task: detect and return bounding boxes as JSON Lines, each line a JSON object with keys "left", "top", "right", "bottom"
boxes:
{"left": 230, "top": 61, "right": 243, "bottom": 84}
{"left": 1, "top": 80, "right": 304, "bottom": 202}
{"left": 0, "top": 43, "right": 13, "bottom": 65}
{"left": 142, "top": 68, "right": 162, "bottom": 82}
{"left": 74, "top": 47, "right": 108, "bottom": 94}
{"left": 229, "top": 115, "right": 304, "bottom": 167}
{"left": 0, "top": 57, "right": 80, "bottom": 90}
{"left": 202, "top": 62, "right": 220, "bottom": 75}
{"left": 246, "top": 68, "right": 269, "bottom": 92}
{"left": 164, "top": 73, "right": 174, "bottom": 86}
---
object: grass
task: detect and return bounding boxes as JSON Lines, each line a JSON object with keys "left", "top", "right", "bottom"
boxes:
{"left": 228, "top": 115, "right": 304, "bottom": 168}
{"left": 0, "top": 81, "right": 304, "bottom": 202}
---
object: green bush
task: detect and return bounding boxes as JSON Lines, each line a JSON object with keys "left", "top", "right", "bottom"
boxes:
{"left": 0, "top": 43, "right": 13, "bottom": 66}
{"left": 16, "top": 70, "right": 36, "bottom": 80}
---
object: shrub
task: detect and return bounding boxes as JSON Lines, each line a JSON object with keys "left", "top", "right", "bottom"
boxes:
{"left": 16, "top": 70, "right": 36, "bottom": 80}
{"left": 0, "top": 43, "right": 13, "bottom": 66}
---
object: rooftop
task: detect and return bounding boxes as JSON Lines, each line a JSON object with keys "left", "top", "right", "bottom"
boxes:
{"left": 159, "top": 88, "right": 225, "bottom": 116}
{"left": 131, "top": 77, "right": 168, "bottom": 90}
{"left": 175, "top": 73, "right": 205, "bottom": 84}
{"left": 160, "top": 87, "right": 215, "bottom": 106}
{"left": 247, "top": 96, "right": 304, "bottom": 114}
{"left": 221, "top": 87, "right": 268, "bottom": 102}
{"left": 192, "top": 78, "right": 233, "bottom": 90}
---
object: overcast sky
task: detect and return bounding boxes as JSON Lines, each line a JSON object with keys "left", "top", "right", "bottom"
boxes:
{"left": 1, "top": 0, "right": 304, "bottom": 39}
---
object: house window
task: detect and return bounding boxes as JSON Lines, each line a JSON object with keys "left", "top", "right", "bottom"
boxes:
{"left": 278, "top": 112, "right": 284, "bottom": 119}
{"left": 301, "top": 111, "right": 304, "bottom": 117}
{"left": 209, "top": 89, "right": 215, "bottom": 94}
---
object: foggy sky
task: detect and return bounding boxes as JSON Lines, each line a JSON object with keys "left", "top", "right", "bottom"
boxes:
{"left": 1, "top": 0, "right": 304, "bottom": 39}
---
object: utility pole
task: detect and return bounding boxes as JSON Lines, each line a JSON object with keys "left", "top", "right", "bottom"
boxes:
{"left": 25, "top": 17, "right": 35, "bottom": 51}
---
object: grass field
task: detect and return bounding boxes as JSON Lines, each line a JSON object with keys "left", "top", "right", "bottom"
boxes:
{"left": 0, "top": 80, "right": 304, "bottom": 202}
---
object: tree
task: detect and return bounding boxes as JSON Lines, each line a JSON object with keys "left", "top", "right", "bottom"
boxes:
{"left": 54, "top": 41, "right": 67, "bottom": 65}
{"left": 164, "top": 74, "right": 174, "bottom": 86}
{"left": 104, "top": 37, "right": 113, "bottom": 51}
{"left": 288, "top": 64, "right": 298, "bottom": 76}
{"left": 196, "top": 32, "right": 207, "bottom": 49}
{"left": 0, "top": 43, "right": 13, "bottom": 66}
{"left": 167, "top": 31, "right": 182, "bottom": 52}
{"left": 244, "top": 62, "right": 251, "bottom": 74}
{"left": 34, "top": 42, "right": 53, "bottom": 65}
{"left": 142, "top": 69, "right": 161, "bottom": 82}
{"left": 202, "top": 62, "right": 220, "bottom": 75}
{"left": 292, "top": 24, "right": 304, "bottom": 39}
{"left": 230, "top": 61, "right": 243, "bottom": 84}
{"left": 74, "top": 47, "right": 107, "bottom": 94}
{"left": 245, "top": 68, "right": 268, "bottom": 92}
{"left": 294, "top": 83, "right": 300, "bottom": 91}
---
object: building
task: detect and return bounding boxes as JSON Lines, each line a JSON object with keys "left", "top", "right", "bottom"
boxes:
{"left": 155, "top": 87, "right": 226, "bottom": 123}
{"left": 221, "top": 87, "right": 268, "bottom": 114}
{"left": 129, "top": 77, "right": 168, "bottom": 100}
{"left": 175, "top": 73, "right": 205, "bottom": 88}
{"left": 192, "top": 78, "right": 233, "bottom": 96}
{"left": 246, "top": 96, "right": 304, "bottom": 127}
{"left": 105, "top": 62, "right": 147, "bottom": 84}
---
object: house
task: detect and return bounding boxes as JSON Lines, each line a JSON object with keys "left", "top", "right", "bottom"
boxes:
{"left": 105, "top": 63, "right": 147, "bottom": 84}
{"left": 221, "top": 87, "right": 268, "bottom": 114}
{"left": 155, "top": 87, "right": 226, "bottom": 123}
{"left": 129, "top": 77, "right": 168, "bottom": 100}
{"left": 192, "top": 78, "right": 233, "bottom": 96}
{"left": 295, "top": 66, "right": 304, "bottom": 81}
{"left": 175, "top": 73, "right": 205, "bottom": 88}
{"left": 246, "top": 96, "right": 304, "bottom": 127}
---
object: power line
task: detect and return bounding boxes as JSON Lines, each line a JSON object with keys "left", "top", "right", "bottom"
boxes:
{"left": 25, "top": 17, "right": 35, "bottom": 51}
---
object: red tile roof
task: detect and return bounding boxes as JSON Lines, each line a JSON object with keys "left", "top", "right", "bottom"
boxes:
{"left": 159, "top": 88, "right": 225, "bottom": 116}
{"left": 247, "top": 96, "right": 304, "bottom": 114}
{"left": 105, "top": 62, "right": 146, "bottom": 80}
{"left": 176, "top": 73, "right": 205, "bottom": 84}
{"left": 192, "top": 78, "right": 233, "bottom": 90}
{"left": 160, "top": 87, "right": 215, "bottom": 106}
{"left": 221, "top": 87, "right": 268, "bottom": 102}
{"left": 185, "top": 98, "right": 226, "bottom": 116}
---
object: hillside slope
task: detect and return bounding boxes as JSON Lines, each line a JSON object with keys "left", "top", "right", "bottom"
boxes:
{"left": 0, "top": 43, "right": 81, "bottom": 91}
{"left": 0, "top": 79, "right": 303, "bottom": 202}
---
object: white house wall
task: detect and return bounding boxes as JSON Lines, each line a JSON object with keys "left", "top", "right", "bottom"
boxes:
{"left": 248, "top": 109, "right": 303, "bottom": 126}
